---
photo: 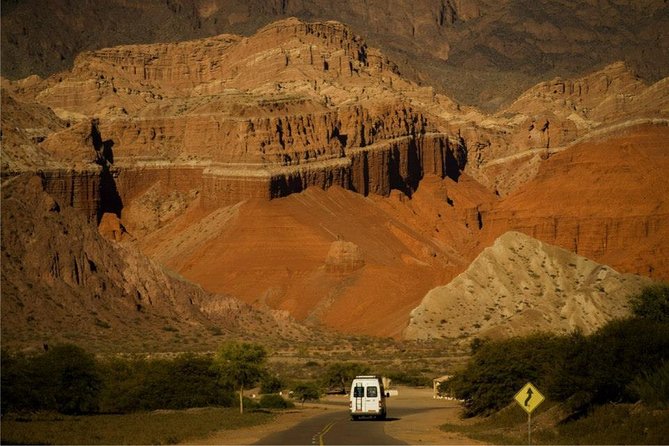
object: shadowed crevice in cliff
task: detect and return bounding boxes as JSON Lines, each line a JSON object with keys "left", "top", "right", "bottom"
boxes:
{"left": 445, "top": 137, "right": 467, "bottom": 181}
{"left": 388, "top": 139, "right": 422, "bottom": 197}
{"left": 98, "top": 167, "right": 123, "bottom": 222}
{"left": 90, "top": 119, "right": 123, "bottom": 222}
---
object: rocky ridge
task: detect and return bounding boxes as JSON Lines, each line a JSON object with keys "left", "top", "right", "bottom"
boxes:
{"left": 2, "top": 0, "right": 667, "bottom": 111}
{"left": 3, "top": 18, "right": 470, "bottom": 224}
{"left": 405, "top": 231, "right": 652, "bottom": 341}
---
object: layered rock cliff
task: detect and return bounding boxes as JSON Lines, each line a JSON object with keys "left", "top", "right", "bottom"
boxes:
{"left": 480, "top": 122, "right": 669, "bottom": 281}
{"left": 2, "top": 16, "right": 668, "bottom": 341}
{"left": 3, "top": 19, "right": 469, "bottom": 228}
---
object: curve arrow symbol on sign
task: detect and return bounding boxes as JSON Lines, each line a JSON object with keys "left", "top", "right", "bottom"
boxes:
{"left": 524, "top": 387, "right": 533, "bottom": 406}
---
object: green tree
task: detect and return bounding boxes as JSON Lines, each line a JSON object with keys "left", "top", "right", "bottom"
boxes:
{"left": 323, "top": 362, "right": 369, "bottom": 394}
{"left": 99, "top": 353, "right": 233, "bottom": 412}
{"left": 36, "top": 344, "right": 102, "bottom": 414}
{"left": 1, "top": 350, "right": 42, "bottom": 413}
{"left": 260, "top": 374, "right": 284, "bottom": 394}
{"left": 547, "top": 318, "right": 669, "bottom": 413}
{"left": 292, "top": 382, "right": 321, "bottom": 405}
{"left": 630, "top": 284, "right": 669, "bottom": 322}
{"left": 212, "top": 341, "right": 267, "bottom": 413}
{"left": 450, "top": 333, "right": 564, "bottom": 417}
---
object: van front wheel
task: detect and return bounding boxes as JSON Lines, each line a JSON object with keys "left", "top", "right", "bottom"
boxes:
{"left": 350, "top": 415, "right": 358, "bottom": 421}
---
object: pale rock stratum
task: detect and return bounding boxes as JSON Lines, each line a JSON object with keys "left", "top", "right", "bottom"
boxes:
{"left": 405, "top": 231, "right": 652, "bottom": 341}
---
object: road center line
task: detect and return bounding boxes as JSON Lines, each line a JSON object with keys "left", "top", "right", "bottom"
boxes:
{"left": 317, "top": 420, "right": 337, "bottom": 446}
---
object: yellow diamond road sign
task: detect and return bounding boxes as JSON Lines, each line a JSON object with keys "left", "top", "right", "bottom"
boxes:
{"left": 514, "top": 382, "right": 545, "bottom": 414}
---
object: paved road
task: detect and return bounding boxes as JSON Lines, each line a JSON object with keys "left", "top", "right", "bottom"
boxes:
{"left": 256, "top": 409, "right": 403, "bottom": 445}
{"left": 255, "top": 395, "right": 449, "bottom": 445}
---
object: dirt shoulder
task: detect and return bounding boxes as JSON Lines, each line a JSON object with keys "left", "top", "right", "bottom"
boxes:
{"left": 383, "top": 386, "right": 487, "bottom": 445}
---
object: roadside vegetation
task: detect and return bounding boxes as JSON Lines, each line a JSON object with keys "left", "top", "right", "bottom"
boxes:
{"left": 0, "top": 335, "right": 443, "bottom": 444}
{"left": 1, "top": 342, "right": 290, "bottom": 444}
{"left": 442, "top": 284, "right": 669, "bottom": 444}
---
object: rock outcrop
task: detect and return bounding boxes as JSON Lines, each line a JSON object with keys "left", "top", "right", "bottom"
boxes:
{"left": 4, "top": 19, "right": 469, "bottom": 227}
{"left": 464, "top": 63, "right": 669, "bottom": 195}
{"left": 0, "top": 174, "right": 314, "bottom": 351}
{"left": 405, "top": 231, "right": 652, "bottom": 341}
{"left": 325, "top": 240, "right": 365, "bottom": 274}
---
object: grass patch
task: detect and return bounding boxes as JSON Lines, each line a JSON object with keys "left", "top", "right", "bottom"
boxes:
{"left": 539, "top": 404, "right": 669, "bottom": 445}
{"left": 440, "top": 403, "right": 669, "bottom": 445}
{"left": 1, "top": 407, "right": 274, "bottom": 445}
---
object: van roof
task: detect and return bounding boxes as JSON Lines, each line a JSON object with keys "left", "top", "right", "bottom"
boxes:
{"left": 354, "top": 375, "right": 379, "bottom": 379}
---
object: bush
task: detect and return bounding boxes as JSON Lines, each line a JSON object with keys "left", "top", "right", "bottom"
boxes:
{"left": 450, "top": 333, "right": 564, "bottom": 417}
{"left": 449, "top": 287, "right": 669, "bottom": 418}
{"left": 628, "top": 361, "right": 669, "bottom": 409}
{"left": 1, "top": 344, "right": 101, "bottom": 414}
{"left": 1, "top": 350, "right": 44, "bottom": 413}
{"left": 99, "top": 353, "right": 233, "bottom": 412}
{"left": 383, "top": 370, "right": 431, "bottom": 387}
{"left": 260, "top": 374, "right": 284, "bottom": 394}
{"left": 242, "top": 396, "right": 260, "bottom": 411}
{"left": 3, "top": 348, "right": 235, "bottom": 415}
{"left": 630, "top": 284, "right": 669, "bottom": 322}
{"left": 322, "top": 362, "right": 369, "bottom": 393}
{"left": 259, "top": 394, "right": 294, "bottom": 409}
{"left": 547, "top": 318, "right": 669, "bottom": 413}
{"left": 292, "top": 382, "right": 321, "bottom": 405}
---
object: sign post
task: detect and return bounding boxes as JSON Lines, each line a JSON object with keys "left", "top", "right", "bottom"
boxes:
{"left": 514, "top": 382, "right": 545, "bottom": 445}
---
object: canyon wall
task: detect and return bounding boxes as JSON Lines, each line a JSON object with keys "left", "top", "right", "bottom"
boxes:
{"left": 36, "top": 132, "right": 463, "bottom": 219}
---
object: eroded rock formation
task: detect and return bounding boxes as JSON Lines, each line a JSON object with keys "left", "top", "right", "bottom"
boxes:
{"left": 1, "top": 17, "right": 667, "bottom": 342}
{"left": 405, "top": 231, "right": 652, "bottom": 341}
{"left": 0, "top": 174, "right": 314, "bottom": 350}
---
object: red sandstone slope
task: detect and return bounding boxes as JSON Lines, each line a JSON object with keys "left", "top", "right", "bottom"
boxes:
{"left": 137, "top": 177, "right": 496, "bottom": 337}
{"left": 482, "top": 122, "right": 669, "bottom": 281}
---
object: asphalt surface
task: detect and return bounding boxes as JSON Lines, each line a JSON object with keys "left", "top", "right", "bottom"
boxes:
{"left": 255, "top": 397, "right": 446, "bottom": 445}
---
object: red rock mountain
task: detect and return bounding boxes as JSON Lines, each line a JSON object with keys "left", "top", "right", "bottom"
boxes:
{"left": 1, "top": 17, "right": 667, "bottom": 342}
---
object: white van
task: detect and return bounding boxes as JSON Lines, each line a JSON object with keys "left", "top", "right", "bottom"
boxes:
{"left": 349, "top": 375, "right": 387, "bottom": 420}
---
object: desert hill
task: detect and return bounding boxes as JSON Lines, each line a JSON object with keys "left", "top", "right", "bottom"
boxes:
{"left": 405, "top": 231, "right": 652, "bottom": 341}
{"left": 1, "top": 17, "right": 668, "bottom": 341}
{"left": 2, "top": 0, "right": 667, "bottom": 110}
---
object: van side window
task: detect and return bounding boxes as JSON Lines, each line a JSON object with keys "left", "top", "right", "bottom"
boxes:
{"left": 367, "top": 386, "right": 378, "bottom": 397}
{"left": 353, "top": 386, "right": 364, "bottom": 397}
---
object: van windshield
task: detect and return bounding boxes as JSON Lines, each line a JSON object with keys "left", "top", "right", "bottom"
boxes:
{"left": 367, "top": 386, "right": 378, "bottom": 397}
